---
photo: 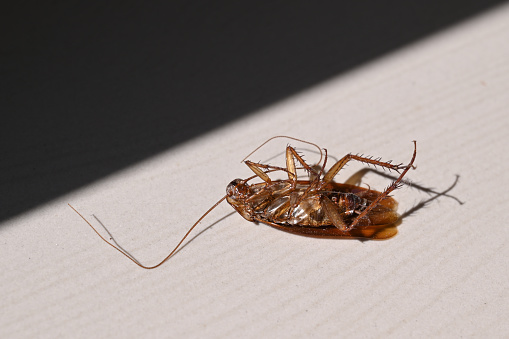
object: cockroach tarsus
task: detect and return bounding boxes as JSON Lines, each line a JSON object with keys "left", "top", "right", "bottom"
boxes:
{"left": 69, "top": 136, "right": 417, "bottom": 269}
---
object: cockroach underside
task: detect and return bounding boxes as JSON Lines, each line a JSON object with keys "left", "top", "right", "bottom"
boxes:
{"left": 226, "top": 138, "right": 416, "bottom": 240}
{"left": 69, "top": 136, "right": 416, "bottom": 269}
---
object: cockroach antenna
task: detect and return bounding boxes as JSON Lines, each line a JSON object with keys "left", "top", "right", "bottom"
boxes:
{"left": 70, "top": 137, "right": 416, "bottom": 269}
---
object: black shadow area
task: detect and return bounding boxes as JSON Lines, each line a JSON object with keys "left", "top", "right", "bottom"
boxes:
{"left": 1, "top": 0, "right": 504, "bottom": 221}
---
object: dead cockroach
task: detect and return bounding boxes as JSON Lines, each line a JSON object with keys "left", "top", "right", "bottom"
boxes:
{"left": 69, "top": 136, "right": 416, "bottom": 269}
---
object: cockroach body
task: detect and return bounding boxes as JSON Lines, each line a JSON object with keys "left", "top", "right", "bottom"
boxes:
{"left": 227, "top": 181, "right": 399, "bottom": 239}
{"left": 69, "top": 136, "right": 416, "bottom": 269}
{"left": 226, "top": 138, "right": 416, "bottom": 240}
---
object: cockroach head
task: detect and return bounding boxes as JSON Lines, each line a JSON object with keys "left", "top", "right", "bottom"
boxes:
{"left": 226, "top": 179, "right": 254, "bottom": 221}
{"left": 226, "top": 179, "right": 250, "bottom": 199}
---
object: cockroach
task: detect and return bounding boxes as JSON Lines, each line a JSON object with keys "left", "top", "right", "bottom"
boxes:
{"left": 69, "top": 136, "right": 416, "bottom": 269}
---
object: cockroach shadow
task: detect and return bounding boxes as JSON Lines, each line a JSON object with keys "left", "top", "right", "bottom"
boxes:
{"left": 343, "top": 168, "right": 464, "bottom": 232}
{"left": 70, "top": 136, "right": 427, "bottom": 268}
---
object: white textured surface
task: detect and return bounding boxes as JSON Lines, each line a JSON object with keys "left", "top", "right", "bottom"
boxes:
{"left": 3, "top": 4, "right": 509, "bottom": 338}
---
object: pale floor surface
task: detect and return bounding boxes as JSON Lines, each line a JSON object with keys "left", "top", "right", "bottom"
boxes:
{"left": 2, "top": 4, "right": 509, "bottom": 338}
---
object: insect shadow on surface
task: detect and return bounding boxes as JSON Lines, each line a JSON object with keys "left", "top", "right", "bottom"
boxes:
{"left": 343, "top": 169, "right": 463, "bottom": 223}
{"left": 399, "top": 174, "right": 464, "bottom": 218}
{"left": 69, "top": 136, "right": 417, "bottom": 269}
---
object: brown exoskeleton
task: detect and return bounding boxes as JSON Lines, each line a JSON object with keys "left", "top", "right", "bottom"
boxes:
{"left": 227, "top": 137, "right": 416, "bottom": 239}
{"left": 69, "top": 136, "right": 416, "bottom": 269}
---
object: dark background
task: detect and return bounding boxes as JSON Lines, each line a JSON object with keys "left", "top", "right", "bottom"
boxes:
{"left": 1, "top": 1, "right": 505, "bottom": 221}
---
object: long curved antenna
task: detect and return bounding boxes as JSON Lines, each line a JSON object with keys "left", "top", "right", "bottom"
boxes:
{"left": 241, "top": 136, "right": 323, "bottom": 166}
{"left": 68, "top": 195, "right": 227, "bottom": 269}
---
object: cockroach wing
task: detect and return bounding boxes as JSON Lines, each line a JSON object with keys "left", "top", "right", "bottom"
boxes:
{"left": 259, "top": 221, "right": 398, "bottom": 240}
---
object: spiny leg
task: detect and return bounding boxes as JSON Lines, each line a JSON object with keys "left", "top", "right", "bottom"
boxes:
{"left": 244, "top": 160, "right": 291, "bottom": 184}
{"left": 323, "top": 149, "right": 408, "bottom": 184}
{"left": 287, "top": 147, "right": 329, "bottom": 212}
{"left": 286, "top": 146, "right": 297, "bottom": 181}
{"left": 246, "top": 146, "right": 322, "bottom": 183}
{"left": 242, "top": 137, "right": 325, "bottom": 185}
{"left": 347, "top": 141, "right": 417, "bottom": 230}
{"left": 285, "top": 146, "right": 320, "bottom": 181}
{"left": 321, "top": 195, "right": 348, "bottom": 231}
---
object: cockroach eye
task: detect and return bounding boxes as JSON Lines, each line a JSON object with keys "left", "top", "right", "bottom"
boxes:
{"left": 226, "top": 179, "right": 243, "bottom": 194}
{"left": 226, "top": 179, "right": 248, "bottom": 198}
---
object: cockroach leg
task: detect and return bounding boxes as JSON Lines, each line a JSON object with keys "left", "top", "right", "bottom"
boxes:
{"left": 285, "top": 146, "right": 297, "bottom": 181}
{"left": 244, "top": 161, "right": 295, "bottom": 184}
{"left": 321, "top": 195, "right": 348, "bottom": 231}
{"left": 347, "top": 141, "right": 417, "bottom": 230}
{"left": 286, "top": 147, "right": 329, "bottom": 211}
{"left": 323, "top": 152, "right": 406, "bottom": 184}
{"left": 285, "top": 146, "right": 320, "bottom": 180}
{"left": 242, "top": 136, "right": 325, "bottom": 189}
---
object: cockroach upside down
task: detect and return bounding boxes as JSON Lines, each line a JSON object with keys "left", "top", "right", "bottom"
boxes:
{"left": 227, "top": 137, "right": 416, "bottom": 240}
{"left": 69, "top": 136, "right": 416, "bottom": 269}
